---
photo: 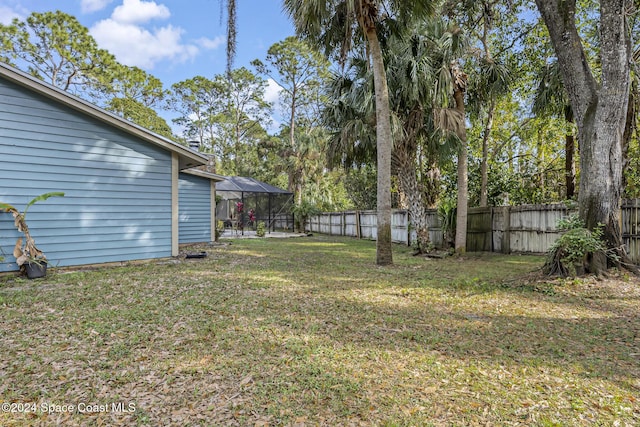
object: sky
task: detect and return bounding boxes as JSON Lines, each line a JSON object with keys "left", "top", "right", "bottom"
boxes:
{"left": 0, "top": 0, "right": 297, "bottom": 130}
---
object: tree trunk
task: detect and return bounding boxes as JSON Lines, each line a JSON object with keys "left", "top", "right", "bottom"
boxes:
{"left": 578, "top": 2, "right": 630, "bottom": 274}
{"left": 234, "top": 112, "right": 241, "bottom": 175}
{"left": 294, "top": 179, "right": 304, "bottom": 233}
{"left": 393, "top": 147, "right": 430, "bottom": 252}
{"left": 289, "top": 91, "right": 302, "bottom": 207}
{"left": 564, "top": 133, "right": 575, "bottom": 199}
{"left": 479, "top": 99, "right": 495, "bottom": 207}
{"left": 564, "top": 106, "right": 576, "bottom": 200}
{"left": 579, "top": 110, "right": 624, "bottom": 274}
{"left": 367, "top": 29, "right": 393, "bottom": 265}
{"left": 454, "top": 86, "right": 468, "bottom": 254}
{"left": 621, "top": 81, "right": 637, "bottom": 192}
{"left": 423, "top": 161, "right": 441, "bottom": 208}
{"left": 295, "top": 178, "right": 303, "bottom": 206}
{"left": 536, "top": 126, "right": 545, "bottom": 196}
{"left": 535, "top": 0, "right": 632, "bottom": 274}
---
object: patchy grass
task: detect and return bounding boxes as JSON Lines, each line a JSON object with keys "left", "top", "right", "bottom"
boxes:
{"left": 0, "top": 235, "right": 639, "bottom": 426}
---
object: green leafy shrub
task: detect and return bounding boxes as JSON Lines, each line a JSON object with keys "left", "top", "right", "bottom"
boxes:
{"left": 437, "top": 198, "right": 456, "bottom": 249}
{"left": 292, "top": 200, "right": 320, "bottom": 233}
{"left": 215, "top": 220, "right": 225, "bottom": 240}
{"left": 544, "top": 214, "right": 606, "bottom": 277}
{"left": 256, "top": 221, "right": 266, "bottom": 237}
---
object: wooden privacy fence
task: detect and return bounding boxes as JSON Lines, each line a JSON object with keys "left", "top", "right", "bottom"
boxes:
{"left": 306, "top": 200, "right": 640, "bottom": 263}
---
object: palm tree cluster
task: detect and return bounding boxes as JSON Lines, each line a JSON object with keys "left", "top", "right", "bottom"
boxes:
{"left": 323, "top": 18, "right": 468, "bottom": 253}
{"left": 281, "top": 0, "right": 446, "bottom": 263}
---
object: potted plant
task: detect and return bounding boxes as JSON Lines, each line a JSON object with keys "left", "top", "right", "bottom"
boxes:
{"left": 0, "top": 192, "right": 64, "bottom": 278}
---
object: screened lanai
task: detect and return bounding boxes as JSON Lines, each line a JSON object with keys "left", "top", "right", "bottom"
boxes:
{"left": 216, "top": 176, "right": 294, "bottom": 233}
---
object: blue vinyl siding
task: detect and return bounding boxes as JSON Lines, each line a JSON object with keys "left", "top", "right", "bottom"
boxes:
{"left": 0, "top": 78, "right": 172, "bottom": 272}
{"left": 179, "top": 173, "right": 212, "bottom": 243}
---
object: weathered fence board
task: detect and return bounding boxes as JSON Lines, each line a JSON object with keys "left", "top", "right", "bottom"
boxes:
{"left": 467, "top": 208, "right": 493, "bottom": 252}
{"left": 392, "top": 210, "right": 410, "bottom": 245}
{"left": 272, "top": 213, "right": 294, "bottom": 231}
{"left": 622, "top": 200, "right": 640, "bottom": 263}
{"left": 307, "top": 200, "right": 640, "bottom": 262}
{"left": 508, "top": 204, "right": 573, "bottom": 254}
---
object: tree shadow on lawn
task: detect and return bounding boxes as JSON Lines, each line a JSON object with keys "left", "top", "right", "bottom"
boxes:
{"left": 181, "top": 280, "right": 640, "bottom": 423}
{"left": 2, "top": 249, "right": 638, "bottom": 425}
{"left": 221, "top": 238, "right": 639, "bottom": 389}
{"left": 235, "top": 272, "right": 640, "bottom": 396}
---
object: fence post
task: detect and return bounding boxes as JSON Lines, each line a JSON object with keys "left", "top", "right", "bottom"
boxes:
{"left": 356, "top": 210, "right": 362, "bottom": 239}
{"left": 502, "top": 206, "right": 511, "bottom": 254}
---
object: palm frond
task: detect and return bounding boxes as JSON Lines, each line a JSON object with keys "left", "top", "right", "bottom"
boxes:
{"left": 532, "top": 59, "right": 569, "bottom": 117}
{"left": 433, "top": 107, "right": 465, "bottom": 139}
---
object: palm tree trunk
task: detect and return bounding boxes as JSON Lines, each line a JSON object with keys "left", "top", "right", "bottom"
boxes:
{"left": 367, "top": 29, "right": 393, "bottom": 265}
{"left": 621, "top": 81, "right": 637, "bottom": 192}
{"left": 536, "top": 126, "right": 545, "bottom": 196}
{"left": 225, "top": 0, "right": 237, "bottom": 74}
{"left": 455, "top": 136, "right": 468, "bottom": 253}
{"left": 564, "top": 106, "right": 576, "bottom": 199}
{"left": 290, "top": 89, "right": 300, "bottom": 204}
{"left": 393, "top": 146, "right": 430, "bottom": 252}
{"left": 479, "top": 99, "right": 495, "bottom": 207}
{"left": 453, "top": 75, "right": 468, "bottom": 254}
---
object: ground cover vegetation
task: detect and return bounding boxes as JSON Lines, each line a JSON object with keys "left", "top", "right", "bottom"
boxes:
{"left": 1, "top": 236, "right": 639, "bottom": 426}
{"left": 2, "top": 2, "right": 640, "bottom": 424}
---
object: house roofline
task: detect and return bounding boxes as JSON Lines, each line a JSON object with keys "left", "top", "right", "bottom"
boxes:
{"left": 182, "top": 168, "right": 225, "bottom": 182}
{"left": 0, "top": 62, "right": 207, "bottom": 170}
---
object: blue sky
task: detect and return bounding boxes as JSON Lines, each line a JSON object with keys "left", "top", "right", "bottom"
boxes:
{"left": 0, "top": 0, "right": 297, "bottom": 129}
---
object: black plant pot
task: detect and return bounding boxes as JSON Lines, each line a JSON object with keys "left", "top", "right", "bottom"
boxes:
{"left": 25, "top": 262, "right": 47, "bottom": 279}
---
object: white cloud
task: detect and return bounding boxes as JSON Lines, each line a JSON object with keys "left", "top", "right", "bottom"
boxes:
{"left": 111, "top": 0, "right": 170, "bottom": 24}
{"left": 264, "top": 78, "right": 282, "bottom": 106}
{"left": 197, "top": 36, "right": 225, "bottom": 51}
{"left": 80, "top": 0, "right": 114, "bottom": 14}
{"left": 0, "top": 5, "right": 25, "bottom": 24}
{"left": 89, "top": 0, "right": 221, "bottom": 69}
{"left": 264, "top": 79, "right": 284, "bottom": 133}
{"left": 91, "top": 20, "right": 196, "bottom": 68}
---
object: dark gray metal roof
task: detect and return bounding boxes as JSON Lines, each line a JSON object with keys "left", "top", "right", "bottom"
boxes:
{"left": 217, "top": 176, "right": 292, "bottom": 194}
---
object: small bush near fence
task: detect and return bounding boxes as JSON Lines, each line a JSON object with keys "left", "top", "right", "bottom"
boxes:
{"left": 256, "top": 221, "right": 266, "bottom": 237}
{"left": 543, "top": 214, "right": 607, "bottom": 277}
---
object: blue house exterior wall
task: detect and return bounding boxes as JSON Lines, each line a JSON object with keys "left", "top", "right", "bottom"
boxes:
{"left": 0, "top": 78, "right": 173, "bottom": 272}
{"left": 179, "top": 173, "right": 212, "bottom": 244}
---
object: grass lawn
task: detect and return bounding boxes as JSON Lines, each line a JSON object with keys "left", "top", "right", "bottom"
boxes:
{"left": 1, "top": 235, "right": 639, "bottom": 426}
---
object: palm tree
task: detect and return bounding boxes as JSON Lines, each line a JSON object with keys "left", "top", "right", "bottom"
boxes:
{"left": 283, "top": 0, "right": 435, "bottom": 265}
{"left": 442, "top": 0, "right": 515, "bottom": 208}
{"left": 467, "top": 57, "right": 512, "bottom": 206}
{"left": 325, "top": 19, "right": 465, "bottom": 253}
{"left": 222, "top": 0, "right": 237, "bottom": 75}
{"left": 424, "top": 21, "right": 469, "bottom": 254}
{"left": 451, "top": 62, "right": 469, "bottom": 254}
{"left": 532, "top": 60, "right": 576, "bottom": 199}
